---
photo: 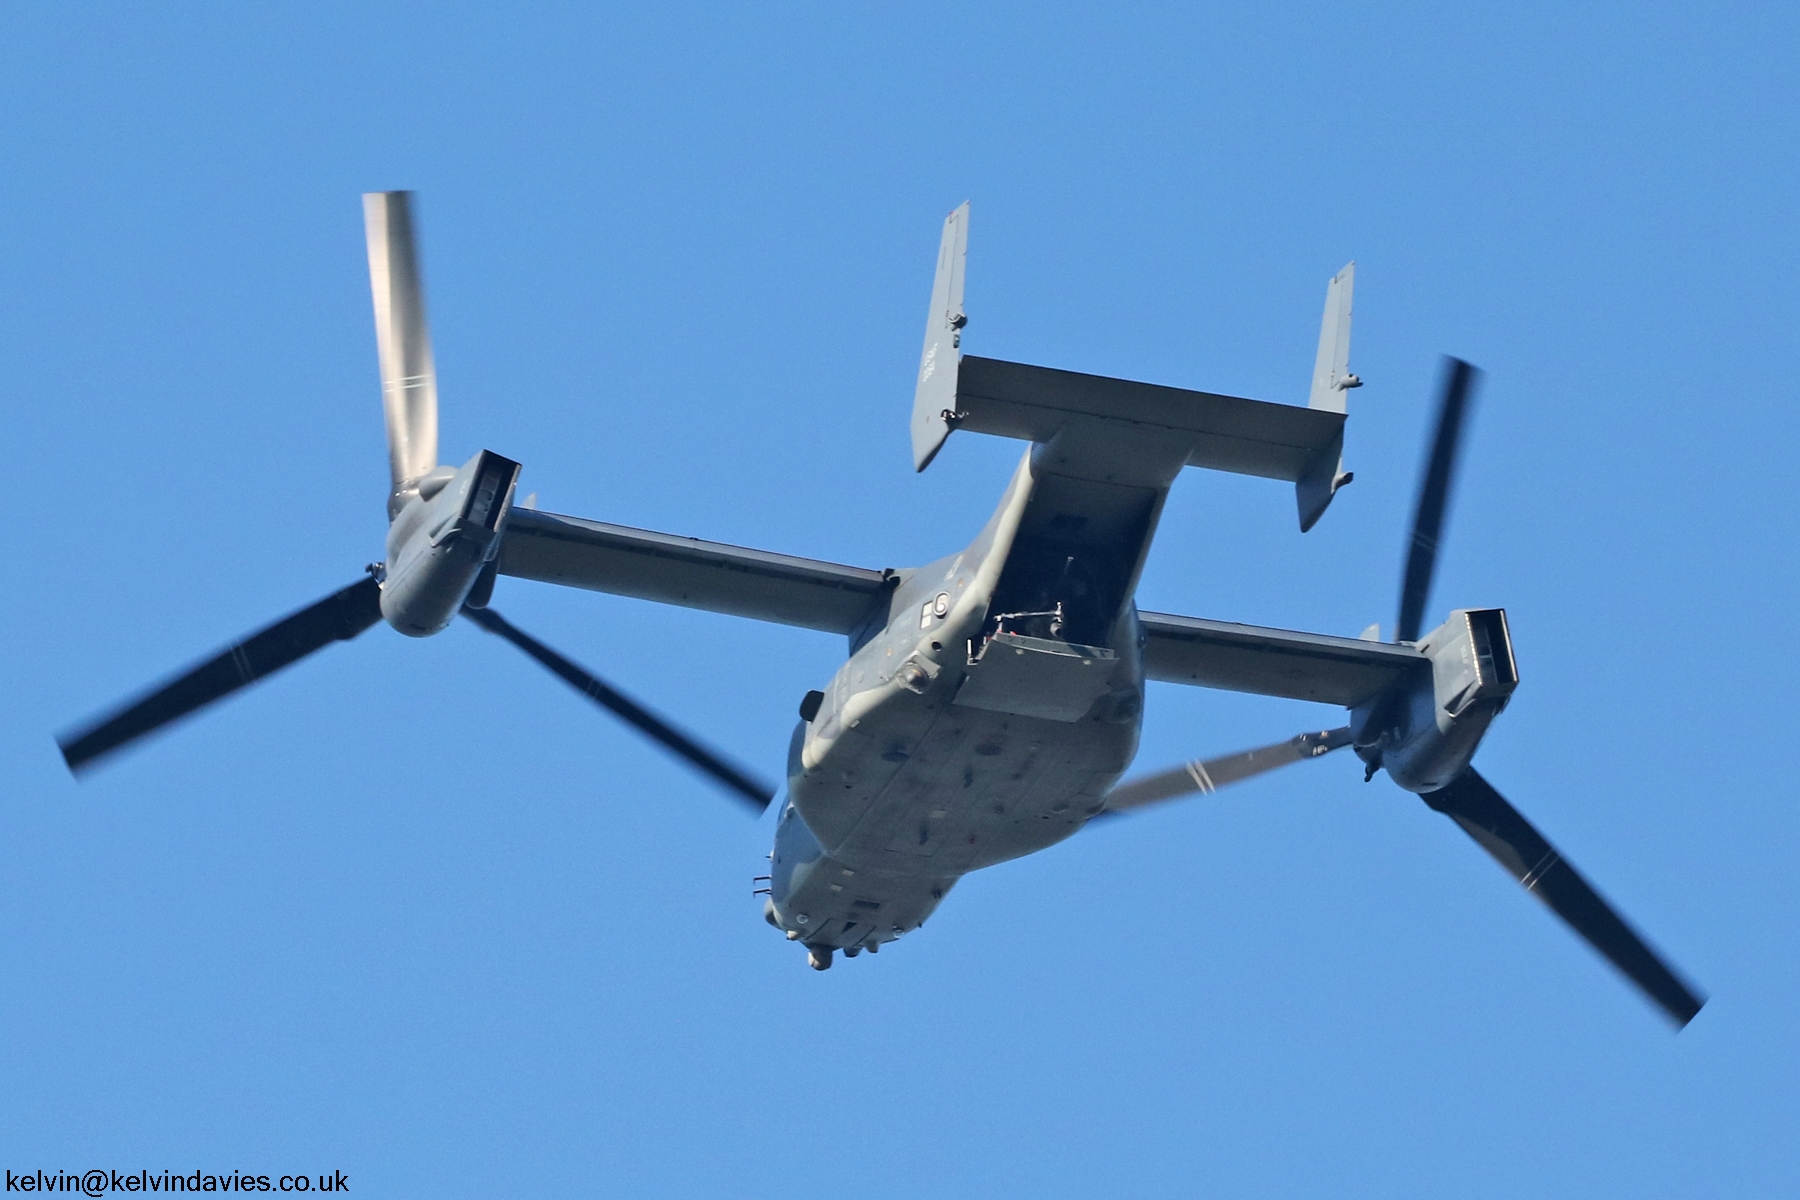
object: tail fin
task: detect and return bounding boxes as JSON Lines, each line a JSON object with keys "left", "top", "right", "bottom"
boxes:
{"left": 1308, "top": 262, "right": 1358, "bottom": 413}
{"left": 1296, "top": 262, "right": 1358, "bottom": 531}
{"left": 910, "top": 202, "right": 969, "bottom": 471}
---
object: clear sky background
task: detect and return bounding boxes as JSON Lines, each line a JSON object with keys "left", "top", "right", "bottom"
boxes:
{"left": 3, "top": 3, "right": 1795, "bottom": 1196}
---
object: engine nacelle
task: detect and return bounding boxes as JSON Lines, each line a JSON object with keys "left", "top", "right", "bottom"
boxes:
{"left": 380, "top": 449, "right": 521, "bottom": 637}
{"left": 1357, "top": 608, "right": 1518, "bottom": 793}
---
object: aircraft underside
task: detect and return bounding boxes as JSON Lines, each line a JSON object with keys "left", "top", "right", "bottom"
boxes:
{"left": 55, "top": 193, "right": 1708, "bottom": 1025}
{"left": 769, "top": 684, "right": 1140, "bottom": 964}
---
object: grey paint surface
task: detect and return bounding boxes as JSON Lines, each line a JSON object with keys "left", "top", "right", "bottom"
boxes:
{"left": 493, "top": 514, "right": 1426, "bottom": 708}
{"left": 1138, "top": 611, "right": 1425, "bottom": 707}
{"left": 479, "top": 215, "right": 1403, "bottom": 966}
{"left": 910, "top": 202, "right": 969, "bottom": 471}
{"left": 477, "top": 204, "right": 1483, "bottom": 970}
{"left": 497, "top": 508, "right": 893, "bottom": 634}
{"left": 53, "top": 188, "right": 1700, "bottom": 1017}
{"left": 770, "top": 450, "right": 1145, "bottom": 956}
{"left": 955, "top": 356, "right": 1345, "bottom": 483}
{"left": 1307, "top": 262, "right": 1357, "bottom": 414}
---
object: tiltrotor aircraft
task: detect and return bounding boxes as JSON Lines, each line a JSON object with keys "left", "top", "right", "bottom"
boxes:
{"left": 60, "top": 194, "right": 1704, "bottom": 1026}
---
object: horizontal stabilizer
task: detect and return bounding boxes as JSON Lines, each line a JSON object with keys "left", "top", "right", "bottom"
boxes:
{"left": 953, "top": 356, "right": 1346, "bottom": 486}
{"left": 904, "top": 206, "right": 1356, "bottom": 528}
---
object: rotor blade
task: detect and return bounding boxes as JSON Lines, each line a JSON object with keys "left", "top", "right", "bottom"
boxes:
{"left": 1098, "top": 727, "right": 1352, "bottom": 816}
{"left": 461, "top": 605, "right": 774, "bottom": 813}
{"left": 59, "top": 576, "right": 384, "bottom": 774}
{"left": 1396, "top": 357, "right": 1480, "bottom": 643}
{"left": 1424, "top": 768, "right": 1704, "bottom": 1027}
{"left": 364, "top": 191, "right": 439, "bottom": 486}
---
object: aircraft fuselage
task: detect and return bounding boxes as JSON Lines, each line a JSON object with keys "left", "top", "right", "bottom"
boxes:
{"left": 767, "top": 441, "right": 1181, "bottom": 963}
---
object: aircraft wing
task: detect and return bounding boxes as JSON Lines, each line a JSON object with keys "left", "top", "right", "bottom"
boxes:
{"left": 1138, "top": 611, "right": 1425, "bottom": 707}
{"left": 496, "top": 508, "right": 894, "bottom": 635}
{"left": 497, "top": 510, "right": 1421, "bottom": 703}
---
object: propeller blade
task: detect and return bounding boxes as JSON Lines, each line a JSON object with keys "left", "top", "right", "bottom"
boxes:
{"left": 1396, "top": 357, "right": 1480, "bottom": 643}
{"left": 461, "top": 605, "right": 775, "bottom": 812}
{"left": 364, "top": 191, "right": 439, "bottom": 487}
{"left": 1098, "top": 727, "right": 1352, "bottom": 816}
{"left": 59, "top": 576, "right": 384, "bottom": 774}
{"left": 1424, "top": 769, "right": 1705, "bottom": 1027}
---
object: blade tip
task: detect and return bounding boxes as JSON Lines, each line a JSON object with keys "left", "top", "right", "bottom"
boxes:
{"left": 1668, "top": 992, "right": 1706, "bottom": 1030}
{"left": 56, "top": 737, "right": 98, "bottom": 778}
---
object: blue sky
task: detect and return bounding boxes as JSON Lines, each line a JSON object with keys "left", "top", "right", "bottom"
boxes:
{"left": 3, "top": 3, "right": 1796, "bottom": 1196}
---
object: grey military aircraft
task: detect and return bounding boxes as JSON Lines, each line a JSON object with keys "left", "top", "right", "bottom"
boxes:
{"left": 59, "top": 195, "right": 1704, "bottom": 1027}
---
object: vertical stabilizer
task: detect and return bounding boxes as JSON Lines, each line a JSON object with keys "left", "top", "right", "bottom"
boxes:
{"left": 1297, "top": 262, "right": 1358, "bottom": 530}
{"left": 910, "top": 202, "right": 970, "bottom": 471}
{"left": 1308, "top": 261, "right": 1358, "bottom": 413}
